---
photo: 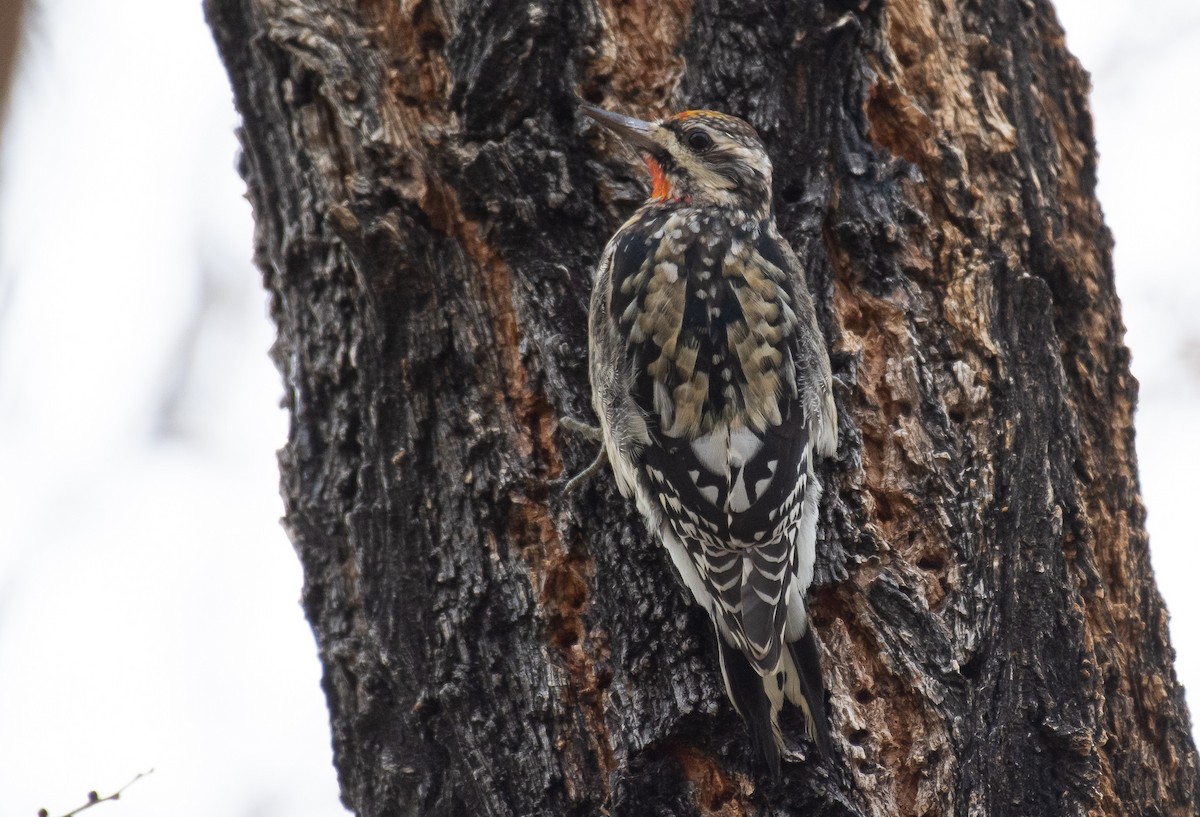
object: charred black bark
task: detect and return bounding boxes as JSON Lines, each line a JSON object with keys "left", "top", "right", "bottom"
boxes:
{"left": 205, "top": 0, "right": 1198, "bottom": 815}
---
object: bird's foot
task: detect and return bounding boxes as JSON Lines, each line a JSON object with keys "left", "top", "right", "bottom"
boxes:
{"left": 557, "top": 416, "right": 607, "bottom": 493}
{"left": 559, "top": 416, "right": 603, "bottom": 442}
{"left": 561, "top": 449, "right": 609, "bottom": 493}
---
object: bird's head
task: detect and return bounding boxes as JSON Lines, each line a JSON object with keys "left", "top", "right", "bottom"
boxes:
{"left": 582, "top": 104, "right": 773, "bottom": 218}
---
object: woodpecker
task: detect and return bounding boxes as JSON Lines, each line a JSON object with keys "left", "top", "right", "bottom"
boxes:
{"left": 579, "top": 103, "right": 837, "bottom": 775}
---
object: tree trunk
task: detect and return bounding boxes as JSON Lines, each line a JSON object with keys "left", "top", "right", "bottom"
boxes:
{"left": 205, "top": 1, "right": 1198, "bottom": 815}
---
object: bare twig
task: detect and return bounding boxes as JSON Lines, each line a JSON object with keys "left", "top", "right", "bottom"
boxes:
{"left": 37, "top": 769, "right": 154, "bottom": 817}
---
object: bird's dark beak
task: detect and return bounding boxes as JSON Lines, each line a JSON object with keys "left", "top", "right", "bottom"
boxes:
{"left": 580, "top": 104, "right": 659, "bottom": 152}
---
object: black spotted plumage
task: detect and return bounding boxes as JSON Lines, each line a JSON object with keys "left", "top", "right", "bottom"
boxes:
{"left": 583, "top": 105, "right": 838, "bottom": 776}
{"left": 617, "top": 212, "right": 810, "bottom": 657}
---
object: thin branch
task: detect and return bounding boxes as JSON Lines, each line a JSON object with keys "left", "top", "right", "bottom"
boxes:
{"left": 37, "top": 770, "right": 155, "bottom": 817}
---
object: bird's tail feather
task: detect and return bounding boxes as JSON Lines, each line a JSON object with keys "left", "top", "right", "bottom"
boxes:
{"left": 784, "top": 626, "right": 833, "bottom": 757}
{"left": 717, "top": 636, "right": 782, "bottom": 778}
{"left": 717, "top": 626, "right": 832, "bottom": 777}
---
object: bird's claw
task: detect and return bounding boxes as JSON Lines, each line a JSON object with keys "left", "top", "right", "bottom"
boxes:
{"left": 560, "top": 449, "right": 609, "bottom": 494}
{"left": 557, "top": 416, "right": 607, "bottom": 493}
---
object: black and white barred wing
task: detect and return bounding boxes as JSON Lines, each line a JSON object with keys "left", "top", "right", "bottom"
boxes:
{"left": 639, "top": 417, "right": 814, "bottom": 675}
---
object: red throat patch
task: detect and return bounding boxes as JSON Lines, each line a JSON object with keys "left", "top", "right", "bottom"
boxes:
{"left": 645, "top": 156, "right": 672, "bottom": 202}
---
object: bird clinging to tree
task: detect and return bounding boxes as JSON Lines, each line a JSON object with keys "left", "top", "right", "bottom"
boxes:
{"left": 577, "top": 103, "right": 838, "bottom": 776}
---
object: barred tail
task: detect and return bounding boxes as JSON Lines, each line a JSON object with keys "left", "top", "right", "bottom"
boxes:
{"left": 716, "top": 626, "right": 832, "bottom": 778}
{"left": 785, "top": 626, "right": 833, "bottom": 757}
{"left": 717, "top": 636, "right": 782, "bottom": 778}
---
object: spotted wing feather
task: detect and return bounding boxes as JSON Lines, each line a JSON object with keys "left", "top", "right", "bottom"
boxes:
{"left": 608, "top": 210, "right": 819, "bottom": 672}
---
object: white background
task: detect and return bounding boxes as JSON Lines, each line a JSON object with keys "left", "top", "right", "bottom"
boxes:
{"left": 0, "top": 2, "right": 1195, "bottom": 815}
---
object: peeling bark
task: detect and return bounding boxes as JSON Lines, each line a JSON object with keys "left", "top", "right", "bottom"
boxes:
{"left": 205, "top": 1, "right": 1198, "bottom": 815}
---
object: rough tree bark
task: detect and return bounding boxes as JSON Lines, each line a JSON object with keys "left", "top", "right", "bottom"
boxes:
{"left": 205, "top": 1, "right": 1198, "bottom": 815}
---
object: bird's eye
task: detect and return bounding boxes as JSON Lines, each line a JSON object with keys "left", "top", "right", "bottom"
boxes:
{"left": 686, "top": 130, "right": 713, "bottom": 152}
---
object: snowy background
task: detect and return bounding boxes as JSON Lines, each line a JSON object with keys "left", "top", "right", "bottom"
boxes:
{"left": 0, "top": 2, "right": 1195, "bottom": 815}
